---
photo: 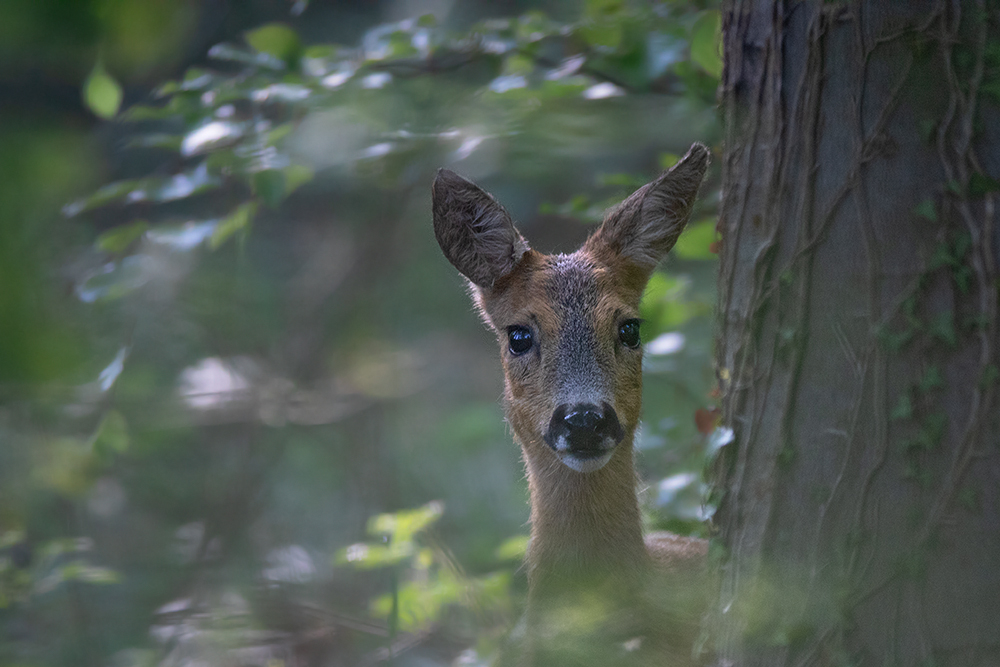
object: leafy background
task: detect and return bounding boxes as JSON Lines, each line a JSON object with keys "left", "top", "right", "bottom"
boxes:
{"left": 0, "top": 1, "right": 722, "bottom": 665}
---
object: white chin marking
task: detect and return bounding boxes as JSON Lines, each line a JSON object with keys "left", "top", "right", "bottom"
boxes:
{"left": 558, "top": 450, "right": 614, "bottom": 473}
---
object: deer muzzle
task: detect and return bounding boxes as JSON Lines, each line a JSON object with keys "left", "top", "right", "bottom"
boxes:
{"left": 544, "top": 402, "right": 624, "bottom": 473}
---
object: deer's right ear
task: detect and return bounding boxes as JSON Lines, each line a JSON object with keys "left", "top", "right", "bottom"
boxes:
{"left": 432, "top": 169, "right": 530, "bottom": 289}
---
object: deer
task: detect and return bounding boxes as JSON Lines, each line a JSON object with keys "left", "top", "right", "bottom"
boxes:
{"left": 432, "top": 143, "right": 712, "bottom": 666}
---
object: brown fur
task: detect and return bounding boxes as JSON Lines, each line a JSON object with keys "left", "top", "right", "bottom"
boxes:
{"left": 432, "top": 144, "right": 711, "bottom": 666}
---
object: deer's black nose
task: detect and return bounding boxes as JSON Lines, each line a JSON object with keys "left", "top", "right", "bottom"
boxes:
{"left": 565, "top": 407, "right": 606, "bottom": 433}
{"left": 545, "top": 402, "right": 624, "bottom": 456}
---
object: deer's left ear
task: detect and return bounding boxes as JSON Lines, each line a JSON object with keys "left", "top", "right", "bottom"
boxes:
{"left": 584, "top": 142, "right": 710, "bottom": 275}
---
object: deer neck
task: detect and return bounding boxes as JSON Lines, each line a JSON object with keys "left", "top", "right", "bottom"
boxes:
{"left": 521, "top": 433, "right": 650, "bottom": 599}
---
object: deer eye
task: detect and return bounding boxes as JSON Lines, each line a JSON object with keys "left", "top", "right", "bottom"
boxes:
{"left": 618, "top": 320, "right": 642, "bottom": 349}
{"left": 507, "top": 325, "right": 533, "bottom": 355}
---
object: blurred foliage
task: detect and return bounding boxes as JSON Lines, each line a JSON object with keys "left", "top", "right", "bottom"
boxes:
{"left": 0, "top": 1, "right": 721, "bottom": 665}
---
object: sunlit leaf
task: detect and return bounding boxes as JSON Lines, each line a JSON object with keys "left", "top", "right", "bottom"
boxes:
{"left": 674, "top": 218, "right": 718, "bottom": 260}
{"left": 516, "top": 11, "right": 558, "bottom": 44}
{"left": 181, "top": 121, "right": 245, "bottom": 156}
{"left": 707, "top": 426, "right": 735, "bottom": 455}
{"left": 97, "top": 347, "right": 129, "bottom": 392}
{"left": 96, "top": 221, "right": 148, "bottom": 254}
{"left": 146, "top": 221, "right": 217, "bottom": 250}
{"left": 64, "top": 164, "right": 221, "bottom": 216}
{"left": 245, "top": 23, "right": 302, "bottom": 66}
{"left": 579, "top": 0, "right": 625, "bottom": 49}
{"left": 91, "top": 410, "right": 129, "bottom": 460}
{"left": 156, "top": 69, "right": 213, "bottom": 98}
{"left": 283, "top": 164, "right": 314, "bottom": 195}
{"left": 76, "top": 256, "right": 152, "bottom": 303}
{"left": 63, "top": 180, "right": 139, "bottom": 217}
{"left": 208, "top": 43, "right": 286, "bottom": 70}
{"left": 646, "top": 331, "right": 685, "bottom": 356}
{"left": 659, "top": 152, "right": 680, "bottom": 170}
{"left": 0, "top": 530, "right": 26, "bottom": 550}
{"left": 83, "top": 61, "right": 123, "bottom": 119}
{"left": 367, "top": 500, "right": 444, "bottom": 543}
{"left": 582, "top": 82, "right": 625, "bottom": 99}
{"left": 495, "top": 535, "right": 529, "bottom": 561}
{"left": 489, "top": 74, "right": 527, "bottom": 94}
{"left": 125, "top": 133, "right": 183, "bottom": 151}
{"left": 252, "top": 169, "right": 286, "bottom": 208}
{"left": 690, "top": 11, "right": 722, "bottom": 78}
{"left": 36, "top": 562, "right": 120, "bottom": 594}
{"left": 301, "top": 44, "right": 343, "bottom": 77}
{"left": 210, "top": 202, "right": 257, "bottom": 250}
{"left": 121, "top": 104, "right": 178, "bottom": 121}
{"left": 640, "top": 272, "right": 706, "bottom": 330}
{"left": 337, "top": 541, "right": 414, "bottom": 569}
{"left": 35, "top": 438, "right": 96, "bottom": 497}
{"left": 371, "top": 567, "right": 467, "bottom": 631}
{"left": 647, "top": 32, "right": 686, "bottom": 79}
{"left": 655, "top": 472, "right": 707, "bottom": 521}
{"left": 504, "top": 54, "right": 535, "bottom": 76}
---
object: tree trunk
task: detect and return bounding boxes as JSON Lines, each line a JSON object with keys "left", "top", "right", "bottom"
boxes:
{"left": 713, "top": 2, "right": 1000, "bottom": 665}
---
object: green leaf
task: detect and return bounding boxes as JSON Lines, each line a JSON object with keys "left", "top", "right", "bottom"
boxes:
{"left": 584, "top": 0, "right": 625, "bottom": 18}
{"left": 301, "top": 44, "right": 343, "bottom": 76}
{"left": 917, "top": 365, "right": 944, "bottom": 394}
{"left": 283, "top": 164, "right": 314, "bottom": 195}
{"left": 0, "top": 530, "right": 26, "bottom": 550}
{"left": 878, "top": 326, "right": 915, "bottom": 352}
{"left": 367, "top": 500, "right": 443, "bottom": 543}
{"left": 969, "top": 172, "right": 1000, "bottom": 197}
{"left": 914, "top": 412, "right": 947, "bottom": 450}
{"left": 890, "top": 392, "right": 912, "bottom": 421}
{"left": 690, "top": 11, "right": 722, "bottom": 79}
{"left": 96, "top": 221, "right": 148, "bottom": 254}
{"left": 76, "top": 256, "right": 150, "bottom": 303}
{"left": 60, "top": 562, "right": 121, "bottom": 585}
{"left": 640, "top": 272, "right": 706, "bottom": 331}
{"left": 673, "top": 217, "right": 718, "bottom": 260}
{"left": 252, "top": 169, "right": 286, "bottom": 208}
{"left": 210, "top": 202, "right": 257, "bottom": 250}
{"left": 503, "top": 53, "right": 535, "bottom": 76}
{"left": 337, "top": 541, "right": 414, "bottom": 569}
{"left": 83, "top": 61, "right": 123, "bottom": 120}
{"left": 579, "top": 21, "right": 624, "bottom": 50}
{"left": 929, "top": 309, "right": 956, "bottom": 346}
{"left": 495, "top": 534, "right": 529, "bottom": 561}
{"left": 913, "top": 198, "right": 937, "bottom": 221}
{"left": 245, "top": 23, "right": 302, "bottom": 66}
{"left": 658, "top": 152, "right": 680, "bottom": 170}
{"left": 91, "top": 410, "right": 129, "bottom": 459}
{"left": 125, "top": 133, "right": 183, "bottom": 151}
{"left": 953, "top": 265, "right": 973, "bottom": 293}
{"left": 208, "top": 42, "right": 286, "bottom": 70}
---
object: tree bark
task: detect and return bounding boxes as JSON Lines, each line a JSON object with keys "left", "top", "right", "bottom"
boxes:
{"left": 714, "top": 1, "right": 1000, "bottom": 665}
